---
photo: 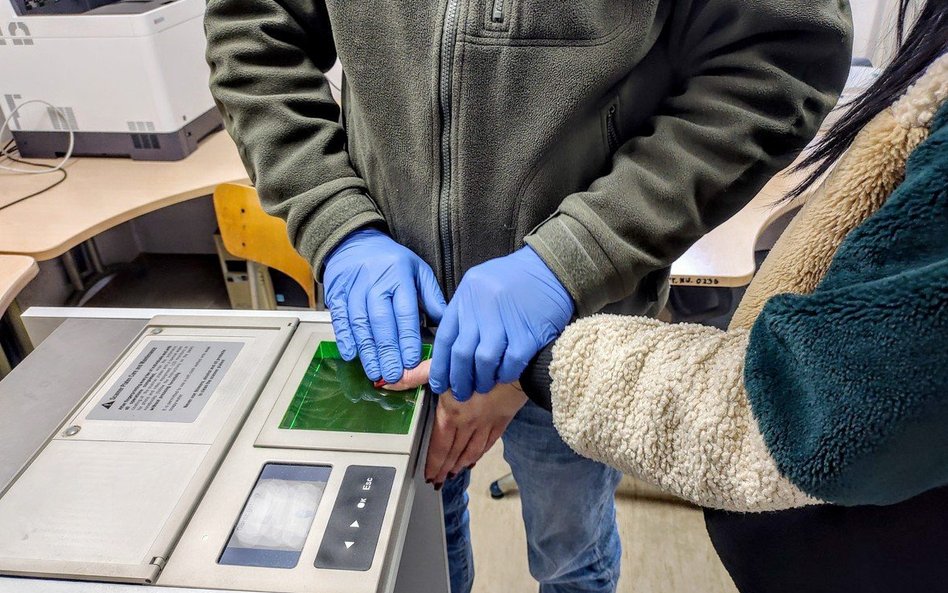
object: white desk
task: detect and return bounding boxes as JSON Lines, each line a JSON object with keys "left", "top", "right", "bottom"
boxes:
{"left": 670, "top": 166, "right": 807, "bottom": 287}
{"left": 0, "top": 255, "right": 37, "bottom": 317}
{"left": 0, "top": 131, "right": 249, "bottom": 260}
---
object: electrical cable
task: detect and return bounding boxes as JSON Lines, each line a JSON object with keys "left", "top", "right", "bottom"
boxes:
{"left": 0, "top": 99, "right": 75, "bottom": 174}
{"left": 0, "top": 145, "right": 69, "bottom": 212}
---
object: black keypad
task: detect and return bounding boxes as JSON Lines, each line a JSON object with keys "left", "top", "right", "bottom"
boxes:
{"left": 314, "top": 465, "right": 396, "bottom": 571}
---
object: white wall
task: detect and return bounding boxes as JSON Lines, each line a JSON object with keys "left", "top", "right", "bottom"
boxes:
{"left": 852, "top": 0, "right": 885, "bottom": 61}
{"left": 851, "top": 0, "right": 920, "bottom": 67}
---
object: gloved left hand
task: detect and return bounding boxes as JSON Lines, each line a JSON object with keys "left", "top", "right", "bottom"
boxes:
{"left": 324, "top": 228, "right": 446, "bottom": 384}
{"left": 429, "top": 246, "right": 574, "bottom": 401}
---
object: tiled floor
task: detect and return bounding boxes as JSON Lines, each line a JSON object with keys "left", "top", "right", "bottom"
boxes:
{"left": 466, "top": 444, "right": 738, "bottom": 593}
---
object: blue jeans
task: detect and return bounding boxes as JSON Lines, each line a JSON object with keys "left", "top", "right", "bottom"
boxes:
{"left": 442, "top": 401, "right": 623, "bottom": 593}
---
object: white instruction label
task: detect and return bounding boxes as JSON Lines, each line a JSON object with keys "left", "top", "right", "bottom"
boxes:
{"left": 88, "top": 340, "right": 243, "bottom": 423}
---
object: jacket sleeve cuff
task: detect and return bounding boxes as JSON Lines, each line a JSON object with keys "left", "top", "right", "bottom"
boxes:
{"left": 520, "top": 342, "right": 555, "bottom": 412}
{"left": 294, "top": 188, "right": 386, "bottom": 280}
{"left": 525, "top": 214, "right": 622, "bottom": 316}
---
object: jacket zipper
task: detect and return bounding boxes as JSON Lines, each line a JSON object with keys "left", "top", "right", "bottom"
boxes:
{"left": 438, "top": 0, "right": 461, "bottom": 292}
{"left": 491, "top": 0, "right": 504, "bottom": 23}
{"left": 606, "top": 104, "right": 619, "bottom": 153}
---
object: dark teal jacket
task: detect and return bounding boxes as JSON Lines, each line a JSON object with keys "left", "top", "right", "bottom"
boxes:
{"left": 746, "top": 103, "right": 948, "bottom": 506}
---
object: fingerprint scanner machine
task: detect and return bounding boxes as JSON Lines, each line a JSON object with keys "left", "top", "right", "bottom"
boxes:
{"left": 0, "top": 309, "right": 449, "bottom": 593}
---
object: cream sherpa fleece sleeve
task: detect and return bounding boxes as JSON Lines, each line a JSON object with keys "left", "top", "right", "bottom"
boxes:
{"left": 549, "top": 315, "right": 817, "bottom": 512}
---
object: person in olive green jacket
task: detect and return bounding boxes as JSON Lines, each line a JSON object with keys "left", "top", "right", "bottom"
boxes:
{"left": 204, "top": 1, "right": 853, "bottom": 591}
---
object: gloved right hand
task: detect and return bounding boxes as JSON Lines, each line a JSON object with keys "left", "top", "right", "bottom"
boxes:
{"left": 324, "top": 228, "right": 446, "bottom": 383}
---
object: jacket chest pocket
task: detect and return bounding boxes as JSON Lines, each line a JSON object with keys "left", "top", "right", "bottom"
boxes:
{"left": 481, "top": 0, "right": 631, "bottom": 42}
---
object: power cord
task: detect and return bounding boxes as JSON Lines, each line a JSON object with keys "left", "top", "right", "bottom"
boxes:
{"left": 0, "top": 139, "right": 69, "bottom": 212}
{"left": 0, "top": 99, "right": 75, "bottom": 174}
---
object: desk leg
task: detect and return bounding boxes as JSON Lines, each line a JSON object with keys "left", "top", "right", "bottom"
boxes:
{"left": 247, "top": 261, "right": 261, "bottom": 309}
{"left": 0, "top": 343, "right": 10, "bottom": 378}
{"left": 7, "top": 299, "right": 32, "bottom": 355}
{"left": 61, "top": 251, "right": 86, "bottom": 292}
{"left": 0, "top": 299, "right": 33, "bottom": 378}
{"left": 62, "top": 240, "right": 124, "bottom": 306}
{"left": 86, "top": 239, "right": 106, "bottom": 275}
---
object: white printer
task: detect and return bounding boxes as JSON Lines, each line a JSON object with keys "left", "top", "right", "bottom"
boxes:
{"left": 0, "top": 0, "right": 222, "bottom": 160}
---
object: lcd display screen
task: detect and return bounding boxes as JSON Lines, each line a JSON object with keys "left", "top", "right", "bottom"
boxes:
{"left": 279, "top": 341, "right": 431, "bottom": 435}
{"left": 219, "top": 464, "right": 331, "bottom": 569}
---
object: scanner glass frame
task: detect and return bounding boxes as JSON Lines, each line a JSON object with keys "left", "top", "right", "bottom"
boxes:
{"left": 278, "top": 341, "right": 430, "bottom": 435}
{"left": 255, "top": 326, "right": 431, "bottom": 456}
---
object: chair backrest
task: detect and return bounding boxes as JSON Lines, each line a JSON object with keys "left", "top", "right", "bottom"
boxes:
{"left": 213, "top": 183, "right": 316, "bottom": 309}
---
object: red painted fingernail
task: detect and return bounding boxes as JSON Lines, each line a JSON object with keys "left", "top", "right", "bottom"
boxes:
{"left": 434, "top": 483, "right": 443, "bottom": 491}
{"left": 467, "top": 463, "right": 476, "bottom": 470}
{"left": 374, "top": 379, "right": 388, "bottom": 388}
{"left": 447, "top": 472, "right": 456, "bottom": 479}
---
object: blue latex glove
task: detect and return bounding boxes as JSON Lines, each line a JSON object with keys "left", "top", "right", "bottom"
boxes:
{"left": 429, "top": 246, "right": 574, "bottom": 401}
{"left": 324, "top": 228, "right": 446, "bottom": 383}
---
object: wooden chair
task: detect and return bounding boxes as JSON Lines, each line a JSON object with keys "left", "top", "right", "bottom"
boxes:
{"left": 213, "top": 183, "right": 316, "bottom": 309}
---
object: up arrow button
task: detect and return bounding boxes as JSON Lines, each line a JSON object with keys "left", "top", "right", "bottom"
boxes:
{"left": 344, "top": 541, "right": 355, "bottom": 550}
{"left": 350, "top": 520, "right": 360, "bottom": 528}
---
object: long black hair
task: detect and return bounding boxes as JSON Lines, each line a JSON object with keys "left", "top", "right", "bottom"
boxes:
{"left": 789, "top": 0, "right": 948, "bottom": 198}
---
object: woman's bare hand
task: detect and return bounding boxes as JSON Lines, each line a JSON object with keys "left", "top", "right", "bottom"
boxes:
{"left": 424, "top": 383, "right": 528, "bottom": 486}
{"left": 377, "top": 359, "right": 527, "bottom": 486}
{"left": 380, "top": 359, "right": 431, "bottom": 391}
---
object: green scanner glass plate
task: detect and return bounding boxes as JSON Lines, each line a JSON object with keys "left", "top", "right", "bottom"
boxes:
{"left": 279, "top": 341, "right": 431, "bottom": 435}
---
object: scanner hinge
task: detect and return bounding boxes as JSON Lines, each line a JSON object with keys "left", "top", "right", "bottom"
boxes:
{"left": 149, "top": 556, "right": 167, "bottom": 579}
